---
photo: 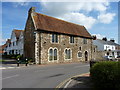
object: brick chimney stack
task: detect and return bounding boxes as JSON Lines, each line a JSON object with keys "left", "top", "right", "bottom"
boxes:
{"left": 92, "top": 35, "right": 97, "bottom": 40}
{"left": 110, "top": 39, "right": 115, "bottom": 42}
{"left": 102, "top": 37, "right": 107, "bottom": 41}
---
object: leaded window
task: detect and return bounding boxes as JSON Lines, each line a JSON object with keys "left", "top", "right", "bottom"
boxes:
{"left": 65, "top": 49, "right": 71, "bottom": 60}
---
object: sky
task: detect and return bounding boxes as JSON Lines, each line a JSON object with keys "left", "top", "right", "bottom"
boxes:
{"left": 1, "top": 1, "right": 119, "bottom": 45}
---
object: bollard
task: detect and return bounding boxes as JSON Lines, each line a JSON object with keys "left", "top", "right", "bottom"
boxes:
{"left": 25, "top": 58, "right": 28, "bottom": 66}
{"left": 17, "top": 58, "right": 20, "bottom": 67}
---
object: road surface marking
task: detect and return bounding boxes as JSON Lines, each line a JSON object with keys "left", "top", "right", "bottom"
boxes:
{"left": 0, "top": 67, "right": 20, "bottom": 70}
{"left": 74, "top": 65, "right": 89, "bottom": 68}
{"left": 1, "top": 74, "right": 19, "bottom": 80}
{"left": 55, "top": 72, "right": 89, "bottom": 90}
{"left": 63, "top": 79, "right": 72, "bottom": 89}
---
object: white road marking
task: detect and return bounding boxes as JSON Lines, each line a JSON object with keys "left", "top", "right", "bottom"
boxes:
{"left": 1, "top": 74, "right": 19, "bottom": 80}
{"left": 0, "top": 67, "right": 20, "bottom": 70}
{"left": 74, "top": 65, "right": 89, "bottom": 68}
{"left": 63, "top": 79, "right": 73, "bottom": 89}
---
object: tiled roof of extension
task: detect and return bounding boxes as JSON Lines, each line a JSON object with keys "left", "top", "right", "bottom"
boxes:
{"left": 33, "top": 13, "right": 92, "bottom": 38}
{"left": 13, "top": 29, "right": 24, "bottom": 39}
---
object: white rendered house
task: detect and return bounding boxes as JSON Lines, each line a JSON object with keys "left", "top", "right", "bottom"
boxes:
{"left": 5, "top": 29, "right": 24, "bottom": 55}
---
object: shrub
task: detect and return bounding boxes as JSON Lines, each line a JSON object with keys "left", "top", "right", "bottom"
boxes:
{"left": 90, "top": 61, "right": 120, "bottom": 89}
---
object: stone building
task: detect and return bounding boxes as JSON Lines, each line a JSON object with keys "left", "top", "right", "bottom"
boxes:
{"left": 24, "top": 7, "right": 96, "bottom": 64}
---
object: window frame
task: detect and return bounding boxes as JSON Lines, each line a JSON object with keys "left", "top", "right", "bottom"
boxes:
{"left": 51, "top": 34, "right": 59, "bottom": 43}
{"left": 69, "top": 36, "right": 75, "bottom": 44}
{"left": 48, "top": 47, "right": 59, "bottom": 62}
{"left": 49, "top": 48, "right": 53, "bottom": 61}
{"left": 83, "top": 38, "right": 87, "bottom": 44}
{"left": 64, "top": 48, "right": 72, "bottom": 60}
{"left": 77, "top": 51, "right": 82, "bottom": 58}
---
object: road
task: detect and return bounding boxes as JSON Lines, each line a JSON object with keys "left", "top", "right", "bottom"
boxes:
{"left": 2, "top": 62, "right": 90, "bottom": 88}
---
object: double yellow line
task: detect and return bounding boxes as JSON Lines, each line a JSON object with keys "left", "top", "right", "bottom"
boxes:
{"left": 55, "top": 72, "right": 89, "bottom": 90}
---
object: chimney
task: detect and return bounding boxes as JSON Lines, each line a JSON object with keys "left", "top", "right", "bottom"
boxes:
{"left": 102, "top": 37, "right": 107, "bottom": 41}
{"left": 110, "top": 39, "right": 115, "bottom": 42}
{"left": 28, "top": 7, "right": 35, "bottom": 14}
{"left": 92, "top": 35, "right": 97, "bottom": 40}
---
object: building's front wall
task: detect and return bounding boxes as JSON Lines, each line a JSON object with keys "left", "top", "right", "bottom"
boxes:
{"left": 37, "top": 32, "right": 93, "bottom": 64}
{"left": 5, "top": 31, "right": 24, "bottom": 55}
{"left": 24, "top": 13, "right": 35, "bottom": 60}
{"left": 17, "top": 32, "right": 24, "bottom": 55}
{"left": 104, "top": 45, "right": 115, "bottom": 51}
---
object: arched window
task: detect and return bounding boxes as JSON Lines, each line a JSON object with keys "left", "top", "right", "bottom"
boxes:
{"left": 49, "top": 49, "right": 53, "bottom": 61}
{"left": 49, "top": 48, "right": 58, "bottom": 61}
{"left": 78, "top": 52, "right": 82, "bottom": 58}
{"left": 54, "top": 49, "right": 57, "bottom": 60}
{"left": 65, "top": 49, "right": 71, "bottom": 60}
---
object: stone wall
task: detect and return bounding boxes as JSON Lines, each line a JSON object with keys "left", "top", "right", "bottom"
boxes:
{"left": 38, "top": 32, "right": 93, "bottom": 64}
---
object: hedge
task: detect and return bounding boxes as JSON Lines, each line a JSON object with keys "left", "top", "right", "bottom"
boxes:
{"left": 90, "top": 61, "right": 120, "bottom": 89}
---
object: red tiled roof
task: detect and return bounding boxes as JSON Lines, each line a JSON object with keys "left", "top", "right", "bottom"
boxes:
{"left": 33, "top": 13, "right": 92, "bottom": 38}
{"left": 0, "top": 44, "right": 7, "bottom": 50}
{"left": 13, "top": 29, "right": 24, "bottom": 39}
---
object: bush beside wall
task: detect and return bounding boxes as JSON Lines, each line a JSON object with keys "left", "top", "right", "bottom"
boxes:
{"left": 90, "top": 61, "right": 120, "bottom": 89}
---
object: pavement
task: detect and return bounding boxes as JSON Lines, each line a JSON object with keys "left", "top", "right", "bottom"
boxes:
{"left": 0, "top": 64, "right": 30, "bottom": 69}
{"left": 2, "top": 62, "right": 90, "bottom": 88}
{"left": 56, "top": 72, "right": 94, "bottom": 90}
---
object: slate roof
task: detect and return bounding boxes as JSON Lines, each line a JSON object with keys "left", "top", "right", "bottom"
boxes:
{"left": 94, "top": 39, "right": 120, "bottom": 46}
{"left": 33, "top": 12, "right": 92, "bottom": 39}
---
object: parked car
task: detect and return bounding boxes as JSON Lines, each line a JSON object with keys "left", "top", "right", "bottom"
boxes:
{"left": 116, "top": 56, "right": 120, "bottom": 61}
{"left": 103, "top": 56, "right": 109, "bottom": 61}
{"left": 103, "top": 56, "right": 115, "bottom": 61}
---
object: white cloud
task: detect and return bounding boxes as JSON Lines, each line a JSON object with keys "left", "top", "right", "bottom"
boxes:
{"left": 41, "top": 2, "right": 109, "bottom": 16}
{"left": 0, "top": 38, "right": 7, "bottom": 45}
{"left": 40, "top": 2, "right": 116, "bottom": 29}
{"left": 59, "top": 13, "right": 96, "bottom": 29}
{"left": 12, "top": 2, "right": 29, "bottom": 7}
{"left": 98, "top": 13, "right": 116, "bottom": 24}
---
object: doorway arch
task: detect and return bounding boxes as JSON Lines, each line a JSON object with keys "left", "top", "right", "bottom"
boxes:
{"left": 85, "top": 51, "right": 88, "bottom": 61}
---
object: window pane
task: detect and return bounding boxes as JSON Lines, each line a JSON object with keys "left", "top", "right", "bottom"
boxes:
{"left": 70, "top": 36, "right": 74, "bottom": 43}
{"left": 83, "top": 38, "right": 87, "bottom": 44}
{"left": 68, "top": 49, "right": 71, "bottom": 59}
{"left": 65, "top": 49, "right": 67, "bottom": 59}
{"left": 70, "top": 36, "right": 72, "bottom": 43}
{"left": 72, "top": 37, "right": 74, "bottom": 43}
{"left": 49, "top": 49, "right": 53, "bottom": 61}
{"left": 54, "top": 49, "right": 57, "bottom": 60}
{"left": 52, "top": 34, "right": 54, "bottom": 43}
{"left": 78, "top": 52, "right": 82, "bottom": 57}
{"left": 55, "top": 34, "right": 58, "bottom": 43}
